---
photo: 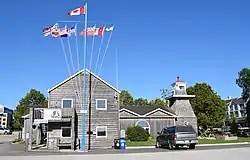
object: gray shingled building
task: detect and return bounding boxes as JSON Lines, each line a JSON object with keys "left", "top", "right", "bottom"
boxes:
{"left": 119, "top": 77, "right": 198, "bottom": 136}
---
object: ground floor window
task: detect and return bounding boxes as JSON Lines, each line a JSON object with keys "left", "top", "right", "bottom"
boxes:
{"left": 96, "top": 126, "right": 107, "bottom": 138}
{"left": 61, "top": 127, "right": 71, "bottom": 137}
{"left": 135, "top": 120, "right": 150, "bottom": 134}
{"left": 61, "top": 122, "right": 71, "bottom": 138}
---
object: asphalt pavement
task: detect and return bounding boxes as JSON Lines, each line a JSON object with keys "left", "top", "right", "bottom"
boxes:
{"left": 1, "top": 135, "right": 250, "bottom": 156}
{"left": 2, "top": 146, "right": 250, "bottom": 160}
{"left": 0, "top": 139, "right": 250, "bottom": 156}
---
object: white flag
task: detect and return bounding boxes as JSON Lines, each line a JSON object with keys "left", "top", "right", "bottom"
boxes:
{"left": 105, "top": 26, "right": 114, "bottom": 31}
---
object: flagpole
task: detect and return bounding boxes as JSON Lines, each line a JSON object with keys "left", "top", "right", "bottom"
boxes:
{"left": 81, "top": 2, "right": 88, "bottom": 151}
{"left": 116, "top": 48, "right": 119, "bottom": 89}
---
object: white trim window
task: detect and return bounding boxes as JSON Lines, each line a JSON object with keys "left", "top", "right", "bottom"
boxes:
{"left": 96, "top": 126, "right": 107, "bottom": 138}
{"left": 135, "top": 120, "right": 150, "bottom": 134}
{"left": 96, "top": 99, "right": 107, "bottom": 110}
{"left": 61, "top": 127, "right": 71, "bottom": 138}
{"left": 61, "top": 98, "right": 73, "bottom": 108}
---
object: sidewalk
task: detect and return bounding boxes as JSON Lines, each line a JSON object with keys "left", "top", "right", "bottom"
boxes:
{"left": 126, "top": 142, "right": 250, "bottom": 149}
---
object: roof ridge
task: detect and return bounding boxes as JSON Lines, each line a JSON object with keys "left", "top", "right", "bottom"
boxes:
{"left": 47, "top": 68, "right": 120, "bottom": 93}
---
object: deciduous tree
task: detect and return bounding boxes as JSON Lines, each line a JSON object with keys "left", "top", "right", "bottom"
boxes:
{"left": 119, "top": 90, "right": 134, "bottom": 106}
{"left": 149, "top": 98, "right": 168, "bottom": 107}
{"left": 236, "top": 68, "right": 250, "bottom": 124}
{"left": 187, "top": 83, "right": 226, "bottom": 129}
{"left": 134, "top": 98, "right": 149, "bottom": 106}
{"left": 14, "top": 89, "right": 47, "bottom": 130}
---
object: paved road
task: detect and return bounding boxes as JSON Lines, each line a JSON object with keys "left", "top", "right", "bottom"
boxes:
{"left": 0, "top": 135, "right": 16, "bottom": 143}
{"left": 2, "top": 147, "right": 250, "bottom": 160}
{"left": 1, "top": 141, "right": 250, "bottom": 156}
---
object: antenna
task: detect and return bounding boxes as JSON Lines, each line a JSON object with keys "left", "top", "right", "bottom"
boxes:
{"left": 116, "top": 48, "right": 119, "bottom": 89}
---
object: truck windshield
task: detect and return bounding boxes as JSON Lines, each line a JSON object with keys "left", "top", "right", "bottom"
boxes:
{"left": 177, "top": 126, "right": 195, "bottom": 132}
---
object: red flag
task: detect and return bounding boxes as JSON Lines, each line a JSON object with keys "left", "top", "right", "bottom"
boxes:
{"left": 68, "top": 6, "right": 85, "bottom": 16}
{"left": 94, "top": 27, "right": 105, "bottom": 36}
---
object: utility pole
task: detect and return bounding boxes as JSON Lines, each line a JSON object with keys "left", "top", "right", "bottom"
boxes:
{"left": 88, "top": 72, "right": 92, "bottom": 150}
{"left": 28, "top": 106, "right": 33, "bottom": 151}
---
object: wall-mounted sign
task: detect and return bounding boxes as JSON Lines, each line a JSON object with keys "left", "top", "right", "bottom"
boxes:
{"left": 44, "top": 109, "right": 61, "bottom": 120}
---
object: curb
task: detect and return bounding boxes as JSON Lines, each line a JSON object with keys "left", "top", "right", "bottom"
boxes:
{"left": 126, "top": 142, "right": 250, "bottom": 149}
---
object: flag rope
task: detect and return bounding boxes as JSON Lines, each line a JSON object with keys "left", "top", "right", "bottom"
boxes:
{"left": 60, "top": 38, "right": 72, "bottom": 76}
{"left": 67, "top": 37, "right": 75, "bottom": 74}
{"left": 93, "top": 25, "right": 106, "bottom": 75}
{"left": 116, "top": 48, "right": 119, "bottom": 89}
{"left": 75, "top": 24, "right": 82, "bottom": 101}
{"left": 89, "top": 24, "right": 97, "bottom": 71}
{"left": 85, "top": 24, "right": 97, "bottom": 110}
{"left": 67, "top": 36, "right": 82, "bottom": 104}
{"left": 91, "top": 26, "right": 114, "bottom": 96}
{"left": 60, "top": 37, "right": 81, "bottom": 108}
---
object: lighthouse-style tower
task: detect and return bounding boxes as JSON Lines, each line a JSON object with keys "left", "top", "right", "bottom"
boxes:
{"left": 167, "top": 76, "right": 198, "bottom": 132}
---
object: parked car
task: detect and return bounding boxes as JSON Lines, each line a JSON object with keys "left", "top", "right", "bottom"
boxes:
{"left": 156, "top": 125, "right": 198, "bottom": 149}
{"left": 3, "top": 128, "right": 11, "bottom": 134}
{"left": 0, "top": 127, "right": 4, "bottom": 134}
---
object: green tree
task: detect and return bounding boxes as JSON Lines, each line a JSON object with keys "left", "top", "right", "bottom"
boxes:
{"left": 149, "top": 98, "right": 168, "bottom": 107}
{"left": 187, "top": 83, "right": 226, "bottom": 129}
{"left": 14, "top": 89, "right": 47, "bottom": 130}
{"left": 134, "top": 98, "right": 148, "bottom": 106}
{"left": 236, "top": 68, "right": 250, "bottom": 124}
{"left": 119, "top": 90, "right": 134, "bottom": 106}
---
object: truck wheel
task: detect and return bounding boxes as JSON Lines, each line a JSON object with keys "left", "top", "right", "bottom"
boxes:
{"left": 168, "top": 141, "right": 175, "bottom": 150}
{"left": 189, "top": 144, "right": 196, "bottom": 149}
{"left": 155, "top": 141, "right": 161, "bottom": 148}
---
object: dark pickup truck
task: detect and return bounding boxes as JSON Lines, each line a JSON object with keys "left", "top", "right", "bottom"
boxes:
{"left": 156, "top": 125, "right": 198, "bottom": 149}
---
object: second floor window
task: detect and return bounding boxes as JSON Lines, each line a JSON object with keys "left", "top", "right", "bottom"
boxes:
{"left": 239, "top": 104, "right": 245, "bottom": 110}
{"left": 96, "top": 99, "right": 107, "bottom": 110}
{"left": 61, "top": 99, "right": 73, "bottom": 108}
{"left": 234, "top": 104, "right": 238, "bottom": 111}
{"left": 230, "top": 105, "right": 233, "bottom": 111}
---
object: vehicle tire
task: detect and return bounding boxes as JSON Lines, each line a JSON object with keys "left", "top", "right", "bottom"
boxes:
{"left": 189, "top": 144, "right": 196, "bottom": 149}
{"left": 168, "top": 141, "right": 175, "bottom": 150}
{"left": 4, "top": 132, "right": 7, "bottom": 135}
{"left": 155, "top": 141, "right": 161, "bottom": 148}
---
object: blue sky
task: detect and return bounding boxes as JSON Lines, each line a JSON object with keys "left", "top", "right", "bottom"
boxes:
{"left": 0, "top": 0, "right": 250, "bottom": 109}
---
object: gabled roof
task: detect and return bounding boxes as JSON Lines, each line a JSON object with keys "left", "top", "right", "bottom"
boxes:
{"left": 47, "top": 68, "right": 120, "bottom": 93}
{"left": 120, "top": 106, "right": 176, "bottom": 117}
{"left": 226, "top": 97, "right": 246, "bottom": 106}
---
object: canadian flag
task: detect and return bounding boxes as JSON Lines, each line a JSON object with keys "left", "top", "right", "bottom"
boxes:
{"left": 68, "top": 6, "right": 85, "bottom": 16}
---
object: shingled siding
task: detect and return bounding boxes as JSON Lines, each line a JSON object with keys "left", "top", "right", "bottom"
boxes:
{"left": 170, "top": 99, "right": 197, "bottom": 133}
{"left": 120, "top": 118, "right": 175, "bottom": 137}
{"left": 48, "top": 71, "right": 119, "bottom": 149}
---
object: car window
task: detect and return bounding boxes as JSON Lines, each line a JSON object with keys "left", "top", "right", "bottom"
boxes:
{"left": 0, "top": 128, "right": 3, "bottom": 130}
{"left": 163, "top": 128, "right": 168, "bottom": 134}
{"left": 167, "top": 127, "right": 175, "bottom": 134}
{"left": 160, "top": 129, "right": 164, "bottom": 135}
{"left": 177, "top": 126, "right": 195, "bottom": 132}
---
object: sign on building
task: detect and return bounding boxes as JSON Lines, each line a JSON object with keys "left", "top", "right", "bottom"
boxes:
{"left": 44, "top": 109, "right": 62, "bottom": 121}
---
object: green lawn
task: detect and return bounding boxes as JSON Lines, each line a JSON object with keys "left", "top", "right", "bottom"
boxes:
{"left": 198, "top": 137, "right": 250, "bottom": 144}
{"left": 126, "top": 137, "right": 250, "bottom": 147}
